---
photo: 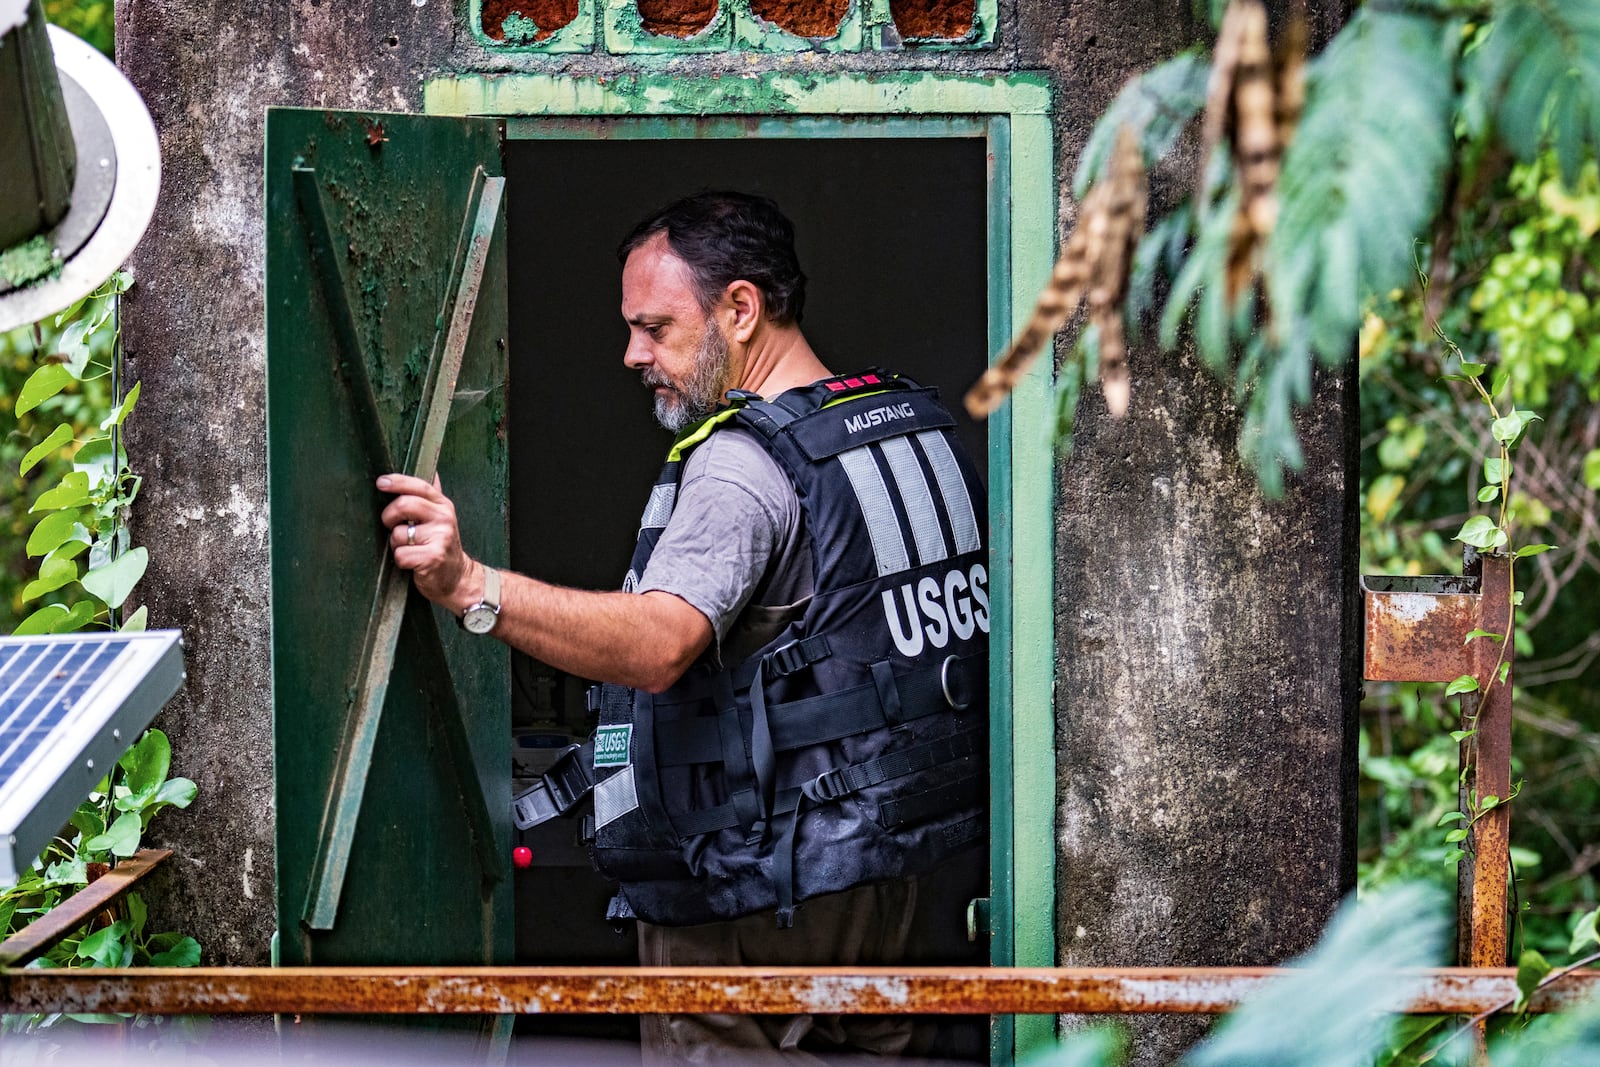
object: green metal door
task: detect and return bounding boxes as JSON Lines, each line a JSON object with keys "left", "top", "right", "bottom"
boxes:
{"left": 265, "top": 108, "right": 511, "bottom": 968}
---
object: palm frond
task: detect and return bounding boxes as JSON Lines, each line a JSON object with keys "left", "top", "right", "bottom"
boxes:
{"left": 1473, "top": 0, "right": 1600, "bottom": 188}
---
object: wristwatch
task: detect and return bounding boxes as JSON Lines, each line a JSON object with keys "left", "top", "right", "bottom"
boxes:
{"left": 460, "top": 566, "right": 502, "bottom": 635}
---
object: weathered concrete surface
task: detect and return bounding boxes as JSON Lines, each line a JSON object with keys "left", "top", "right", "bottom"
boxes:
{"left": 114, "top": 8, "right": 1354, "bottom": 1061}
{"left": 1034, "top": 1, "right": 1357, "bottom": 1062}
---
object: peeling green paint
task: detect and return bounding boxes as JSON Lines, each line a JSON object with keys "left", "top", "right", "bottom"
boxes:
{"left": 469, "top": 0, "right": 596, "bottom": 54}
{"left": 425, "top": 70, "right": 1049, "bottom": 117}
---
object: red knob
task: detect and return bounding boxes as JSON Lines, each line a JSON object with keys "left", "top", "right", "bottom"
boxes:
{"left": 512, "top": 846, "right": 533, "bottom": 869}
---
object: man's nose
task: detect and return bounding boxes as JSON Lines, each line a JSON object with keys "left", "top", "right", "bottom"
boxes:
{"left": 623, "top": 337, "right": 651, "bottom": 370}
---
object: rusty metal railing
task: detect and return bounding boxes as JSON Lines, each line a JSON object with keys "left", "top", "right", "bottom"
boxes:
{"left": 2, "top": 966, "right": 1598, "bottom": 1017}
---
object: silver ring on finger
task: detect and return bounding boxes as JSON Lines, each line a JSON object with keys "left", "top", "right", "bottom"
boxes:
{"left": 406, "top": 521, "right": 416, "bottom": 546}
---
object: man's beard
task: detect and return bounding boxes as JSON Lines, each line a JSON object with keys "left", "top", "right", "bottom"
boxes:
{"left": 644, "top": 318, "right": 733, "bottom": 433}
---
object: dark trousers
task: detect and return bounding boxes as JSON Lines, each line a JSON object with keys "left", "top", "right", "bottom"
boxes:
{"left": 637, "top": 877, "right": 920, "bottom": 1064}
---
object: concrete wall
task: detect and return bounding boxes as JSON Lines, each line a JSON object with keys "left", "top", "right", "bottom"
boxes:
{"left": 116, "top": 1, "right": 1352, "bottom": 1057}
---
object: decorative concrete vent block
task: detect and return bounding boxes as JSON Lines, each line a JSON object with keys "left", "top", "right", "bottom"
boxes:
{"left": 875, "top": 0, "right": 993, "bottom": 48}
{"left": 475, "top": 0, "right": 596, "bottom": 52}
{"left": 736, "top": 0, "right": 862, "bottom": 52}
{"left": 604, "top": 0, "right": 734, "bottom": 53}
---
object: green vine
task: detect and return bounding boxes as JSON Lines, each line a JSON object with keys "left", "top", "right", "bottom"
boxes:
{"left": 6, "top": 271, "right": 147, "bottom": 635}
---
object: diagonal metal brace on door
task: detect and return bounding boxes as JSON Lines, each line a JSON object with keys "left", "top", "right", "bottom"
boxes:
{"left": 292, "top": 163, "right": 507, "bottom": 932}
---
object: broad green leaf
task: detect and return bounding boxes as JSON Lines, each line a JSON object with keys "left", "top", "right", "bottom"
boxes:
{"left": 73, "top": 435, "right": 126, "bottom": 485}
{"left": 119, "top": 729, "right": 171, "bottom": 800}
{"left": 149, "top": 936, "right": 201, "bottom": 968}
{"left": 1445, "top": 828, "right": 1469, "bottom": 843}
{"left": 80, "top": 546, "right": 148, "bottom": 610}
{"left": 120, "top": 605, "right": 148, "bottom": 632}
{"left": 1570, "top": 908, "right": 1600, "bottom": 955}
{"left": 69, "top": 804, "right": 105, "bottom": 841}
{"left": 1477, "top": 485, "right": 1500, "bottom": 503}
{"left": 1445, "top": 849, "right": 1466, "bottom": 863}
{"left": 20, "top": 424, "right": 74, "bottom": 475}
{"left": 1464, "top": 629, "right": 1505, "bottom": 644}
{"left": 1481, "top": 795, "right": 1500, "bottom": 810}
{"left": 13, "top": 604, "right": 68, "bottom": 636}
{"left": 15, "top": 364, "right": 73, "bottom": 416}
{"left": 1512, "top": 590, "right": 1525, "bottom": 606}
{"left": 1454, "top": 515, "right": 1503, "bottom": 549}
{"left": 75, "top": 921, "right": 131, "bottom": 968}
{"left": 99, "top": 381, "right": 141, "bottom": 431}
{"left": 1492, "top": 412, "right": 1527, "bottom": 443}
{"left": 1514, "top": 543, "right": 1555, "bottom": 559}
{"left": 1500, "top": 661, "right": 1512, "bottom": 683}
{"left": 82, "top": 812, "right": 142, "bottom": 858}
{"left": 1515, "top": 949, "right": 1553, "bottom": 1013}
{"left": 1450, "top": 729, "right": 1476, "bottom": 742}
{"left": 1484, "top": 456, "right": 1506, "bottom": 484}
{"left": 1438, "top": 811, "right": 1466, "bottom": 825}
{"left": 146, "top": 777, "right": 198, "bottom": 813}
{"left": 30, "top": 471, "right": 89, "bottom": 513}
{"left": 54, "top": 317, "right": 95, "bottom": 378}
{"left": 1446, "top": 674, "right": 1481, "bottom": 696}
{"left": 127, "top": 892, "right": 147, "bottom": 937}
{"left": 1460, "top": 361, "right": 1487, "bottom": 378}
{"left": 47, "top": 599, "right": 97, "bottom": 635}
{"left": 26, "top": 510, "right": 83, "bottom": 557}
{"left": 20, "top": 554, "right": 77, "bottom": 602}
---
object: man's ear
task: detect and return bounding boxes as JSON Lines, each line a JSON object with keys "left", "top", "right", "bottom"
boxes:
{"left": 723, "top": 280, "right": 763, "bottom": 343}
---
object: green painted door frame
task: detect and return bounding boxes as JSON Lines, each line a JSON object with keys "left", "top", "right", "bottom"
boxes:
{"left": 426, "top": 71, "right": 1058, "bottom": 1062}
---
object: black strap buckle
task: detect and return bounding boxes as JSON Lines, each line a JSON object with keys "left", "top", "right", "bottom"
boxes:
{"left": 766, "top": 635, "right": 831, "bottom": 679}
{"left": 511, "top": 743, "right": 592, "bottom": 830}
{"left": 803, "top": 768, "right": 847, "bottom": 804}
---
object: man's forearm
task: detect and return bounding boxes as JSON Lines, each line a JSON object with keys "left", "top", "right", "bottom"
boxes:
{"left": 451, "top": 560, "right": 711, "bottom": 693}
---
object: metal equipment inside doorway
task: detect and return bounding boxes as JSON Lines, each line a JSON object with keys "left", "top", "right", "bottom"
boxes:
{"left": 501, "top": 131, "right": 991, "bottom": 1057}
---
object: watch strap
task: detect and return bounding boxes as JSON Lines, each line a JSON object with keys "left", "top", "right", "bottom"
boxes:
{"left": 482, "top": 565, "right": 501, "bottom": 612}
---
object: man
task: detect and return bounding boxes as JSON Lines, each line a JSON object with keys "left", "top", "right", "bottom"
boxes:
{"left": 379, "top": 192, "right": 989, "bottom": 1062}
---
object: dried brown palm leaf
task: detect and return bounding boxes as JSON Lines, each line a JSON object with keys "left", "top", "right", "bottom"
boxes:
{"left": 1199, "top": 0, "right": 1261, "bottom": 205}
{"left": 965, "top": 126, "right": 1147, "bottom": 420}
{"left": 1087, "top": 128, "right": 1147, "bottom": 419}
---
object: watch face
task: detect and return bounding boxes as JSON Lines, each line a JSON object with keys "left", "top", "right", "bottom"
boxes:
{"left": 463, "top": 606, "right": 497, "bottom": 635}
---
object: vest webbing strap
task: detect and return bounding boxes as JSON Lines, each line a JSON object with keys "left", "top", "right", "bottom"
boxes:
{"left": 878, "top": 765, "right": 985, "bottom": 829}
{"left": 801, "top": 728, "right": 984, "bottom": 804}
{"left": 666, "top": 726, "right": 985, "bottom": 840}
{"left": 653, "top": 652, "right": 986, "bottom": 768}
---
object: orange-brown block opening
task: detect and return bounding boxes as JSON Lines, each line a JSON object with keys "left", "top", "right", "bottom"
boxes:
{"left": 748, "top": 0, "right": 850, "bottom": 38}
{"left": 636, "top": 0, "right": 719, "bottom": 37}
{"left": 482, "top": 0, "right": 580, "bottom": 41}
{"left": 890, "top": 0, "right": 974, "bottom": 39}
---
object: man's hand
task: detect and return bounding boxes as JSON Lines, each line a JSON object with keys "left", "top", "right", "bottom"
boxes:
{"left": 377, "top": 473, "right": 479, "bottom": 615}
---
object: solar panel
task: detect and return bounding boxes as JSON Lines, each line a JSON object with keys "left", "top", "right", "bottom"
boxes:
{"left": 0, "top": 629, "right": 185, "bottom": 886}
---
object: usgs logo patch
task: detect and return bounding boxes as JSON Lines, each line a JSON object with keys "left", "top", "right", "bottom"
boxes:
{"left": 844, "top": 402, "right": 915, "bottom": 434}
{"left": 593, "top": 724, "right": 632, "bottom": 768}
{"left": 882, "top": 564, "right": 990, "bottom": 657}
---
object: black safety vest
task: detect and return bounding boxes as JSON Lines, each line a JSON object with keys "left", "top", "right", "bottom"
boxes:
{"left": 589, "top": 371, "right": 989, "bottom": 927}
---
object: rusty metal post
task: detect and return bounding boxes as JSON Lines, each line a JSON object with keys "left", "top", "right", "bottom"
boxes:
{"left": 1458, "top": 552, "right": 1513, "bottom": 969}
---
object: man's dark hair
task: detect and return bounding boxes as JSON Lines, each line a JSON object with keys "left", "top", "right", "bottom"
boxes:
{"left": 618, "top": 191, "right": 807, "bottom": 325}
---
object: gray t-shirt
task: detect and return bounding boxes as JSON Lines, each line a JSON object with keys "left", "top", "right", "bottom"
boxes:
{"left": 636, "top": 428, "right": 813, "bottom": 667}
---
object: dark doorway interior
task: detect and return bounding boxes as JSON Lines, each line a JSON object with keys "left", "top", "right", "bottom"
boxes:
{"left": 502, "top": 133, "right": 989, "bottom": 1059}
